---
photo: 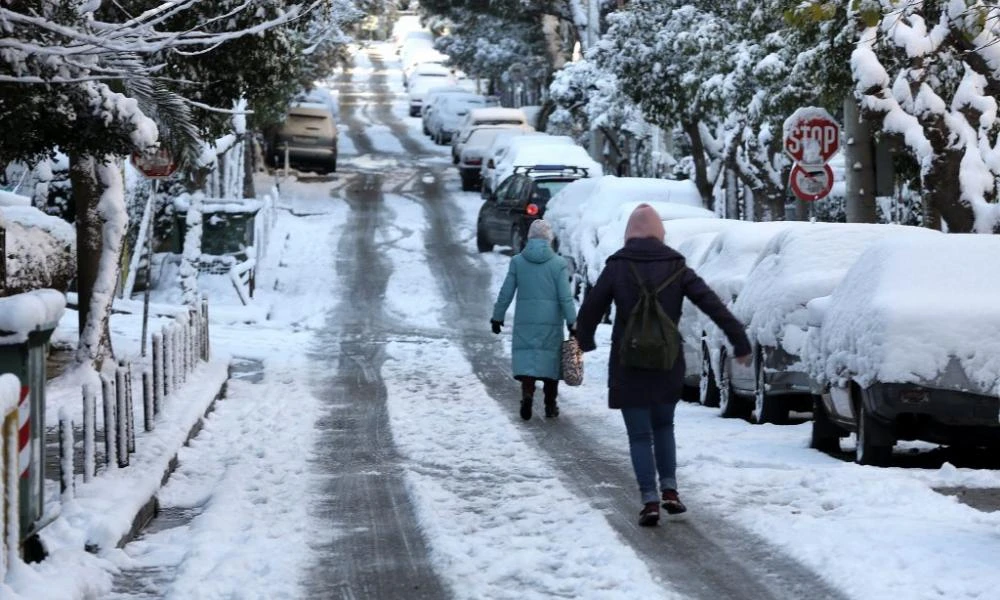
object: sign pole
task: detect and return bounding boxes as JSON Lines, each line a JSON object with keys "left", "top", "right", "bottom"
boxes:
{"left": 140, "top": 180, "right": 156, "bottom": 357}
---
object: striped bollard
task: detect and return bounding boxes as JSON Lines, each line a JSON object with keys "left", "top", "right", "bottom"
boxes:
{"left": 17, "top": 386, "right": 29, "bottom": 482}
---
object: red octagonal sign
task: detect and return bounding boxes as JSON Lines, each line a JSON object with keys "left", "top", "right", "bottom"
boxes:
{"left": 132, "top": 148, "right": 178, "bottom": 179}
{"left": 783, "top": 108, "right": 840, "bottom": 166}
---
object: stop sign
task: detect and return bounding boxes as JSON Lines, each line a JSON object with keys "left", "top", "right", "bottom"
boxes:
{"left": 783, "top": 108, "right": 840, "bottom": 165}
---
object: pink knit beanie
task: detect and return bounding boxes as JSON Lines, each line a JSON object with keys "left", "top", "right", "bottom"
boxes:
{"left": 624, "top": 203, "right": 665, "bottom": 242}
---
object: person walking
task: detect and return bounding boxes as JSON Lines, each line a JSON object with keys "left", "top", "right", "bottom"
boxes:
{"left": 575, "top": 204, "right": 751, "bottom": 526}
{"left": 491, "top": 219, "right": 577, "bottom": 420}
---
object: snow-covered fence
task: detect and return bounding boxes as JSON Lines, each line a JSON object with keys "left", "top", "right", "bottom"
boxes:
{"left": 1, "top": 373, "right": 21, "bottom": 578}
{"left": 60, "top": 302, "right": 212, "bottom": 497}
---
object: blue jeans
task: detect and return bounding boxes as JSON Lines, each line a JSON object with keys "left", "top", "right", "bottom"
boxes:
{"left": 621, "top": 403, "right": 678, "bottom": 504}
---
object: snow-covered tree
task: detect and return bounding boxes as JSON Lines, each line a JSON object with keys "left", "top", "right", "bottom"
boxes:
{"left": 846, "top": 0, "right": 1000, "bottom": 232}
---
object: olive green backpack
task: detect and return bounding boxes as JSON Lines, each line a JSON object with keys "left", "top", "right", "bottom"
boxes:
{"left": 619, "top": 262, "right": 685, "bottom": 371}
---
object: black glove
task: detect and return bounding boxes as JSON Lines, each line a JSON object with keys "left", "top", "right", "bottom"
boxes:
{"left": 567, "top": 323, "right": 576, "bottom": 337}
{"left": 491, "top": 320, "right": 503, "bottom": 334}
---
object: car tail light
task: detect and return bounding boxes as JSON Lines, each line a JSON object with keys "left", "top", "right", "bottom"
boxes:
{"left": 466, "top": 158, "right": 482, "bottom": 165}
{"left": 526, "top": 203, "right": 539, "bottom": 216}
{"left": 900, "top": 388, "right": 929, "bottom": 405}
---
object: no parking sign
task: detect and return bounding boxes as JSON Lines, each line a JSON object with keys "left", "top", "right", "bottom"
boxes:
{"left": 783, "top": 108, "right": 840, "bottom": 202}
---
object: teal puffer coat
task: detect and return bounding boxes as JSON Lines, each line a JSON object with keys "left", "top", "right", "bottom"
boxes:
{"left": 492, "top": 239, "right": 577, "bottom": 380}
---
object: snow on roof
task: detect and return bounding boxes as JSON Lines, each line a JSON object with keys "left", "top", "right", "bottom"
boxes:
{"left": 676, "top": 231, "right": 721, "bottom": 268}
{"left": 0, "top": 205, "right": 75, "bottom": 247}
{"left": 809, "top": 234, "right": 1000, "bottom": 394}
{"left": 0, "top": 288, "right": 67, "bottom": 340}
{"left": 468, "top": 107, "right": 527, "bottom": 121}
{"left": 733, "top": 223, "right": 940, "bottom": 351}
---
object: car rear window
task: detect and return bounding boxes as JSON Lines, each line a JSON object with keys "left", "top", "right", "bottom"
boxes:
{"left": 475, "top": 118, "right": 524, "bottom": 126}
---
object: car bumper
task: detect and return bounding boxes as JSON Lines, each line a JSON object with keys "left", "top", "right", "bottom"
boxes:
{"left": 864, "top": 383, "right": 1000, "bottom": 446}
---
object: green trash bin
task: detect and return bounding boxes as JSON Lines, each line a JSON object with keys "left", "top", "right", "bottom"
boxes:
{"left": 0, "top": 289, "right": 66, "bottom": 540}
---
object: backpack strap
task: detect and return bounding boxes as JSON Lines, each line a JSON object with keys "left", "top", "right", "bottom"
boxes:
{"left": 628, "top": 261, "right": 685, "bottom": 293}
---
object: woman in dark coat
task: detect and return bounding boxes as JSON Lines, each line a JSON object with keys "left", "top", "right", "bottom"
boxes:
{"left": 575, "top": 204, "right": 751, "bottom": 526}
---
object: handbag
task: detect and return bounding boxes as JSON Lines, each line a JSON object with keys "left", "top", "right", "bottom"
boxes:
{"left": 561, "top": 336, "right": 584, "bottom": 386}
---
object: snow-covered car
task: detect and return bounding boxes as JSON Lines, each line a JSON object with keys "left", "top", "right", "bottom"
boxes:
{"left": 403, "top": 49, "right": 449, "bottom": 87}
{"left": 691, "top": 221, "right": 817, "bottom": 411}
{"left": 717, "top": 223, "right": 940, "bottom": 425}
{"left": 804, "top": 234, "right": 1000, "bottom": 465}
{"left": 427, "top": 94, "right": 487, "bottom": 145}
{"left": 476, "top": 128, "right": 547, "bottom": 177}
{"left": 545, "top": 176, "right": 709, "bottom": 289}
{"left": 407, "top": 65, "right": 455, "bottom": 117}
{"left": 457, "top": 126, "right": 517, "bottom": 191}
{"left": 484, "top": 137, "right": 598, "bottom": 198}
{"left": 451, "top": 107, "right": 530, "bottom": 162}
{"left": 420, "top": 86, "right": 475, "bottom": 133}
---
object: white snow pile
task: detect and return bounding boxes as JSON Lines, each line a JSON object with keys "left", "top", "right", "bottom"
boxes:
{"left": 0, "top": 373, "right": 19, "bottom": 417}
{"left": 808, "top": 234, "right": 1000, "bottom": 394}
{"left": 0, "top": 205, "right": 76, "bottom": 295}
{"left": 732, "top": 223, "right": 939, "bottom": 357}
{"left": 0, "top": 289, "right": 67, "bottom": 341}
{"left": 0, "top": 190, "right": 32, "bottom": 207}
{"left": 546, "top": 175, "right": 707, "bottom": 282}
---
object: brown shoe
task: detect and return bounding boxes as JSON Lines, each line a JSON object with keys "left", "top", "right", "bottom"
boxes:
{"left": 661, "top": 489, "right": 687, "bottom": 515}
{"left": 638, "top": 502, "right": 660, "bottom": 527}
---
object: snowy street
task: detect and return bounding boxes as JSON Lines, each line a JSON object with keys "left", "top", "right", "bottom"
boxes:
{"left": 82, "top": 46, "right": 1000, "bottom": 600}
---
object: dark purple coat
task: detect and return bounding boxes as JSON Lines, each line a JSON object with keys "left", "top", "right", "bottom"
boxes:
{"left": 575, "top": 238, "right": 752, "bottom": 409}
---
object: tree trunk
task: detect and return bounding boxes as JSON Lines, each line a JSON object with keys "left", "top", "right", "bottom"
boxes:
{"left": 70, "top": 154, "right": 127, "bottom": 369}
{"left": 843, "top": 97, "right": 878, "bottom": 223}
{"left": 683, "top": 120, "right": 714, "bottom": 210}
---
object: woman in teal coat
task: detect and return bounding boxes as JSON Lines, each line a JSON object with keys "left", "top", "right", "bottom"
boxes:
{"left": 491, "top": 219, "right": 577, "bottom": 420}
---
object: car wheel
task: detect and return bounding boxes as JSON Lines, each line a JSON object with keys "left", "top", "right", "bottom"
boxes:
{"left": 855, "top": 395, "right": 893, "bottom": 466}
{"left": 423, "top": 124, "right": 430, "bottom": 135}
{"left": 699, "top": 341, "right": 720, "bottom": 408}
{"left": 460, "top": 173, "right": 471, "bottom": 192}
{"left": 452, "top": 151, "right": 459, "bottom": 165}
{"left": 510, "top": 226, "right": 525, "bottom": 254}
{"left": 476, "top": 222, "right": 493, "bottom": 253}
{"left": 810, "top": 395, "right": 844, "bottom": 454}
{"left": 718, "top": 347, "right": 750, "bottom": 419}
{"left": 753, "top": 346, "right": 787, "bottom": 424}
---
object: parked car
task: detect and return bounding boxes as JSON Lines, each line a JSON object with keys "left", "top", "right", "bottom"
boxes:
{"left": 427, "top": 94, "right": 487, "bottom": 145}
{"left": 483, "top": 135, "right": 595, "bottom": 198}
{"left": 403, "top": 49, "right": 449, "bottom": 88}
{"left": 475, "top": 128, "right": 547, "bottom": 173}
{"left": 457, "top": 126, "right": 517, "bottom": 191}
{"left": 805, "top": 234, "right": 1000, "bottom": 465}
{"left": 451, "top": 107, "right": 530, "bottom": 162}
{"left": 407, "top": 64, "right": 455, "bottom": 117}
{"left": 475, "top": 165, "right": 590, "bottom": 253}
{"left": 420, "top": 86, "right": 475, "bottom": 133}
{"left": 544, "top": 176, "right": 708, "bottom": 290}
{"left": 265, "top": 101, "right": 338, "bottom": 173}
{"left": 713, "top": 223, "right": 940, "bottom": 425}
{"left": 690, "top": 221, "right": 813, "bottom": 411}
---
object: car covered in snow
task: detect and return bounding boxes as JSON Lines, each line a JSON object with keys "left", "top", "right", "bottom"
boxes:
{"left": 426, "top": 94, "right": 487, "bottom": 145}
{"left": 451, "top": 107, "right": 531, "bottom": 162}
{"left": 715, "top": 223, "right": 940, "bottom": 425}
{"left": 544, "top": 176, "right": 711, "bottom": 291}
{"left": 475, "top": 165, "right": 591, "bottom": 253}
{"left": 457, "top": 126, "right": 521, "bottom": 191}
{"left": 407, "top": 64, "right": 455, "bottom": 116}
{"left": 484, "top": 137, "right": 599, "bottom": 198}
{"left": 804, "top": 234, "right": 1000, "bottom": 465}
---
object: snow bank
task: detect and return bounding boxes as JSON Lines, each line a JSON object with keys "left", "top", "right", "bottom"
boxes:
{"left": 732, "top": 223, "right": 940, "bottom": 357}
{"left": 0, "top": 205, "right": 76, "bottom": 296}
{"left": 0, "top": 190, "right": 31, "bottom": 208}
{"left": 809, "top": 234, "right": 1000, "bottom": 394}
{"left": 0, "top": 289, "right": 67, "bottom": 341}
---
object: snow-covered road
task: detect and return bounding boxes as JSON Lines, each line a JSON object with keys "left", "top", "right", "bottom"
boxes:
{"left": 103, "top": 44, "right": 1000, "bottom": 600}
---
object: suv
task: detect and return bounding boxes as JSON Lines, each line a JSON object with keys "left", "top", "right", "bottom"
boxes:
{"left": 265, "top": 102, "right": 338, "bottom": 173}
{"left": 475, "top": 165, "right": 589, "bottom": 253}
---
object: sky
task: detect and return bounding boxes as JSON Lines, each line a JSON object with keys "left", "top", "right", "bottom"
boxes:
{"left": 6, "top": 34, "right": 1000, "bottom": 600}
